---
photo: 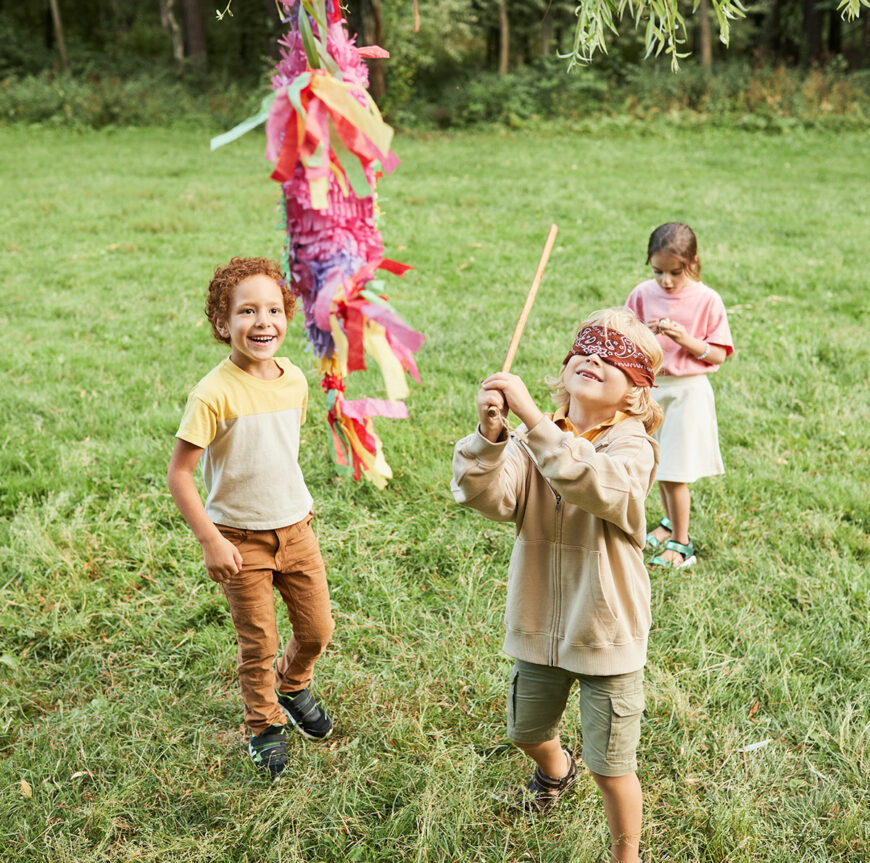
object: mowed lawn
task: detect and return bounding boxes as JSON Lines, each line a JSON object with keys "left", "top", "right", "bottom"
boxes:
{"left": 1, "top": 123, "right": 868, "bottom": 862}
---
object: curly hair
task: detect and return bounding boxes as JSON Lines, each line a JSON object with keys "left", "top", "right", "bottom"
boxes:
{"left": 205, "top": 257, "right": 296, "bottom": 344}
{"left": 646, "top": 222, "right": 701, "bottom": 280}
{"left": 547, "top": 307, "right": 664, "bottom": 434}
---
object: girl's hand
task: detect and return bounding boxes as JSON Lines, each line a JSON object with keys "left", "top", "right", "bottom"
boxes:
{"left": 481, "top": 373, "right": 544, "bottom": 432}
{"left": 202, "top": 534, "right": 243, "bottom": 584}
{"left": 649, "top": 317, "right": 688, "bottom": 346}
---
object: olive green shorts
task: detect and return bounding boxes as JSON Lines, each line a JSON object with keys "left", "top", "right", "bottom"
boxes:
{"left": 507, "top": 659, "right": 645, "bottom": 777}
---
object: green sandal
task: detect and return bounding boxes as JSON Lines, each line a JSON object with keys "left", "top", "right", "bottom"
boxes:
{"left": 645, "top": 517, "right": 672, "bottom": 550}
{"left": 650, "top": 539, "right": 696, "bottom": 569}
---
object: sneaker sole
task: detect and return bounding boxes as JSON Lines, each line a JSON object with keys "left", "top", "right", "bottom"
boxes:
{"left": 280, "top": 704, "right": 333, "bottom": 741}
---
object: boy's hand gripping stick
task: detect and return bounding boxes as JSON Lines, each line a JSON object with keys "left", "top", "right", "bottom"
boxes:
{"left": 486, "top": 223, "right": 559, "bottom": 419}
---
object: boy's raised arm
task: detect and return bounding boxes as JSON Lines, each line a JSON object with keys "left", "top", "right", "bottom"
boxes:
{"left": 451, "top": 375, "right": 538, "bottom": 522}
{"left": 450, "top": 431, "right": 525, "bottom": 523}
{"left": 167, "top": 439, "right": 242, "bottom": 583}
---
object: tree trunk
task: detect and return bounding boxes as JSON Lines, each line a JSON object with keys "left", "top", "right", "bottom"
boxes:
{"left": 541, "top": 13, "right": 552, "bottom": 57}
{"left": 698, "top": 0, "right": 713, "bottom": 72}
{"left": 486, "top": 26, "right": 497, "bottom": 68}
{"left": 346, "top": 0, "right": 383, "bottom": 99}
{"left": 803, "top": 0, "right": 822, "bottom": 64}
{"left": 182, "top": 0, "right": 208, "bottom": 70}
{"left": 45, "top": 5, "right": 54, "bottom": 51}
{"left": 762, "top": 0, "right": 781, "bottom": 58}
{"left": 48, "top": 0, "right": 70, "bottom": 73}
{"left": 159, "top": 0, "right": 185, "bottom": 70}
{"left": 498, "top": 0, "right": 509, "bottom": 75}
{"left": 827, "top": 9, "right": 841, "bottom": 55}
{"left": 264, "top": 0, "right": 281, "bottom": 60}
{"left": 346, "top": 0, "right": 365, "bottom": 48}
{"left": 368, "top": 0, "right": 386, "bottom": 101}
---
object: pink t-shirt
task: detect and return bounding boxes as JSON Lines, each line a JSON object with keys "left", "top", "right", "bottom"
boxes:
{"left": 626, "top": 279, "right": 734, "bottom": 377}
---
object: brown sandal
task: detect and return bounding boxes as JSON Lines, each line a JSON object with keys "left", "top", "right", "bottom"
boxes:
{"left": 519, "top": 748, "right": 578, "bottom": 813}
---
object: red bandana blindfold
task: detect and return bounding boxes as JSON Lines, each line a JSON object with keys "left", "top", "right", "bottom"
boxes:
{"left": 563, "top": 326, "right": 656, "bottom": 388}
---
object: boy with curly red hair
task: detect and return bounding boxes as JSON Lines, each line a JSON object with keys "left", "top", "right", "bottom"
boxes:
{"left": 168, "top": 256, "right": 335, "bottom": 780}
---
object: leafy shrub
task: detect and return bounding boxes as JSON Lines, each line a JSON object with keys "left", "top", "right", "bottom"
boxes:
{"left": 0, "top": 71, "right": 263, "bottom": 129}
{"left": 418, "top": 58, "right": 609, "bottom": 128}
{"left": 617, "top": 60, "right": 870, "bottom": 128}
{"left": 0, "top": 14, "right": 53, "bottom": 77}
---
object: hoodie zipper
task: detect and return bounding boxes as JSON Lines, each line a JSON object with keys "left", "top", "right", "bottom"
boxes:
{"left": 551, "top": 489, "right": 563, "bottom": 666}
{"left": 516, "top": 437, "right": 564, "bottom": 667}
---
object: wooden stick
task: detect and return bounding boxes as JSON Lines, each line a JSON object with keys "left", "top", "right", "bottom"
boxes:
{"left": 487, "top": 223, "right": 559, "bottom": 418}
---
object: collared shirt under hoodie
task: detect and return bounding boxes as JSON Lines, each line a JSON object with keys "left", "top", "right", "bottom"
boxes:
{"left": 451, "top": 413, "right": 659, "bottom": 677}
{"left": 552, "top": 405, "right": 631, "bottom": 443}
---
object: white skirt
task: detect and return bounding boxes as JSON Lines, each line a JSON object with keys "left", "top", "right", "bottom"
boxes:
{"left": 652, "top": 374, "right": 724, "bottom": 483}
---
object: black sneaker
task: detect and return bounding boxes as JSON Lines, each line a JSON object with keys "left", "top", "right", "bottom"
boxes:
{"left": 277, "top": 688, "right": 333, "bottom": 740}
{"left": 520, "top": 747, "right": 578, "bottom": 813}
{"left": 249, "top": 724, "right": 289, "bottom": 780}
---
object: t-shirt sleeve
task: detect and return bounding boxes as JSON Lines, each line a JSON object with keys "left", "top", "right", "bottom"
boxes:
{"left": 704, "top": 294, "right": 735, "bottom": 356}
{"left": 175, "top": 393, "right": 218, "bottom": 448}
{"left": 625, "top": 287, "right": 644, "bottom": 320}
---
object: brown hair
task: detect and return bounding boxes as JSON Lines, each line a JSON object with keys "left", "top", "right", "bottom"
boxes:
{"left": 646, "top": 222, "right": 701, "bottom": 280}
{"left": 205, "top": 257, "right": 295, "bottom": 344}
{"left": 548, "top": 307, "right": 664, "bottom": 434}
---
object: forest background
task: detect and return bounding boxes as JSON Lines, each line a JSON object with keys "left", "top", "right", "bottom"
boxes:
{"left": 2, "top": 0, "right": 870, "bottom": 130}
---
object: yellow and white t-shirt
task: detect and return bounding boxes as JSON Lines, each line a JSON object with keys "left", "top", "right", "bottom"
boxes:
{"left": 176, "top": 357, "right": 313, "bottom": 530}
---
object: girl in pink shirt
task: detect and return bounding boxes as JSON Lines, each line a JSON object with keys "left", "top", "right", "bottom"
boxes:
{"left": 626, "top": 223, "right": 734, "bottom": 569}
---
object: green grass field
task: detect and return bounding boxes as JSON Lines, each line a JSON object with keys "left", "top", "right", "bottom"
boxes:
{"left": 1, "top": 124, "right": 868, "bottom": 862}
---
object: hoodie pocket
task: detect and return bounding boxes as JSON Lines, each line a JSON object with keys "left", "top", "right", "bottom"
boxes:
{"left": 504, "top": 539, "right": 556, "bottom": 636}
{"left": 559, "top": 548, "right": 622, "bottom": 647}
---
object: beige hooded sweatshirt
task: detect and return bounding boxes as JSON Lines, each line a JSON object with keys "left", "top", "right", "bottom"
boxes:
{"left": 451, "top": 415, "right": 659, "bottom": 677}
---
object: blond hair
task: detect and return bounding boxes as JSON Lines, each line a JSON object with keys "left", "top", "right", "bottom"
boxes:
{"left": 548, "top": 307, "right": 664, "bottom": 434}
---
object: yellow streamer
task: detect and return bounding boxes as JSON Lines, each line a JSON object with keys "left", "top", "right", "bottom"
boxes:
{"left": 329, "top": 159, "right": 348, "bottom": 196}
{"left": 317, "top": 354, "right": 342, "bottom": 379}
{"left": 328, "top": 315, "right": 350, "bottom": 377}
{"left": 363, "top": 321, "right": 409, "bottom": 401}
{"left": 309, "top": 75, "right": 394, "bottom": 160}
{"left": 338, "top": 413, "right": 392, "bottom": 489}
{"left": 309, "top": 176, "right": 328, "bottom": 210}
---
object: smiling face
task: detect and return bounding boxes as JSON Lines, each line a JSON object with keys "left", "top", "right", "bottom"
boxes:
{"left": 562, "top": 352, "right": 633, "bottom": 419}
{"left": 218, "top": 274, "right": 287, "bottom": 377}
{"left": 649, "top": 251, "right": 697, "bottom": 294}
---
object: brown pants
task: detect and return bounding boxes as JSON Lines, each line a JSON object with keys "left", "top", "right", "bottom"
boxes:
{"left": 217, "top": 516, "right": 334, "bottom": 735}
